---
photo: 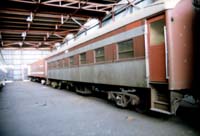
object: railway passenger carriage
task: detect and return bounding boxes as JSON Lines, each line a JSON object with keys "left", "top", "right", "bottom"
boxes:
{"left": 29, "top": 0, "right": 196, "bottom": 114}
{"left": 29, "top": 59, "right": 46, "bottom": 84}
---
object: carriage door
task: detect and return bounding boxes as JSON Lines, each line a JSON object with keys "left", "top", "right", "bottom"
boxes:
{"left": 148, "top": 15, "right": 167, "bottom": 83}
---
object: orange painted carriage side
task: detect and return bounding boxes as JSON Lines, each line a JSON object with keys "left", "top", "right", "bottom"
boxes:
{"left": 166, "top": 0, "right": 194, "bottom": 90}
{"left": 29, "top": 59, "right": 46, "bottom": 78}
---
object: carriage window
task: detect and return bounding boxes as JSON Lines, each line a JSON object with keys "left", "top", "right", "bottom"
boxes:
{"left": 70, "top": 56, "right": 74, "bottom": 66}
{"left": 62, "top": 59, "right": 65, "bottom": 68}
{"left": 150, "top": 19, "right": 165, "bottom": 46}
{"left": 52, "top": 62, "right": 55, "bottom": 68}
{"left": 118, "top": 39, "right": 133, "bottom": 59}
{"left": 50, "top": 62, "right": 53, "bottom": 70}
{"left": 80, "top": 53, "right": 86, "bottom": 64}
{"left": 58, "top": 59, "right": 62, "bottom": 68}
{"left": 63, "top": 58, "right": 68, "bottom": 67}
{"left": 54, "top": 61, "right": 57, "bottom": 69}
{"left": 47, "top": 63, "right": 51, "bottom": 70}
{"left": 95, "top": 47, "right": 104, "bottom": 62}
{"left": 51, "top": 62, "right": 54, "bottom": 69}
{"left": 60, "top": 59, "right": 64, "bottom": 68}
{"left": 56, "top": 61, "right": 59, "bottom": 68}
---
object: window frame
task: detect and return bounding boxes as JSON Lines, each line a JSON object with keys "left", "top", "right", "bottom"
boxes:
{"left": 117, "top": 39, "right": 134, "bottom": 59}
{"left": 80, "top": 52, "right": 87, "bottom": 65}
{"left": 95, "top": 47, "right": 105, "bottom": 63}
{"left": 63, "top": 58, "right": 68, "bottom": 68}
{"left": 69, "top": 56, "right": 74, "bottom": 66}
{"left": 149, "top": 19, "right": 165, "bottom": 46}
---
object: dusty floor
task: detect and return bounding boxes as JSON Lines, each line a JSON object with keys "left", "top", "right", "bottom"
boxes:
{"left": 0, "top": 81, "right": 199, "bottom": 136}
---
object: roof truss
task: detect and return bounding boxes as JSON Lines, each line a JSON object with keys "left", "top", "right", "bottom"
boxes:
{"left": 0, "top": 0, "right": 140, "bottom": 49}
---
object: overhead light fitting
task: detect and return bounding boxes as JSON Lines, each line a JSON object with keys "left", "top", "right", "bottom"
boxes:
{"left": 38, "top": 42, "right": 42, "bottom": 46}
{"left": 18, "top": 42, "right": 23, "bottom": 47}
{"left": 47, "top": 32, "right": 49, "bottom": 38}
{"left": 26, "top": 12, "right": 33, "bottom": 22}
{"left": 21, "top": 32, "right": 26, "bottom": 37}
{"left": 61, "top": 15, "right": 64, "bottom": 24}
{"left": 65, "top": 50, "right": 68, "bottom": 53}
{"left": 55, "top": 42, "right": 60, "bottom": 47}
{"left": 105, "top": 11, "right": 110, "bottom": 15}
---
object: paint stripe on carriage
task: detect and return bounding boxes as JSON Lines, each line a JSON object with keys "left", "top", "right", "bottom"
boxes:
{"left": 48, "top": 25, "right": 145, "bottom": 62}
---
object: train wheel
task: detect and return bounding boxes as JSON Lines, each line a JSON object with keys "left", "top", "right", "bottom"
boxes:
{"left": 51, "top": 81, "right": 58, "bottom": 88}
{"left": 115, "top": 94, "right": 129, "bottom": 108}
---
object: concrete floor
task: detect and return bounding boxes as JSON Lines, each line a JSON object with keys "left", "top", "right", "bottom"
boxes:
{"left": 0, "top": 81, "right": 199, "bottom": 136}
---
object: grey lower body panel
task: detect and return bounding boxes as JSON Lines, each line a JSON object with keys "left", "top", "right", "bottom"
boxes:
{"left": 48, "top": 59, "right": 147, "bottom": 88}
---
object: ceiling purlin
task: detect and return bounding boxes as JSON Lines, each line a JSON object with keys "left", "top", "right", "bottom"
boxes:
{"left": 7, "top": 0, "right": 115, "bottom": 13}
{"left": 1, "top": 0, "right": 106, "bottom": 18}
{"left": 42, "top": 0, "right": 114, "bottom": 13}
{"left": 1, "top": 4, "right": 91, "bottom": 48}
{"left": 0, "top": 9, "right": 81, "bottom": 48}
{"left": 0, "top": 8, "right": 90, "bottom": 21}
{"left": 2, "top": 41, "right": 23, "bottom": 47}
{"left": 0, "top": 0, "right": 121, "bottom": 48}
